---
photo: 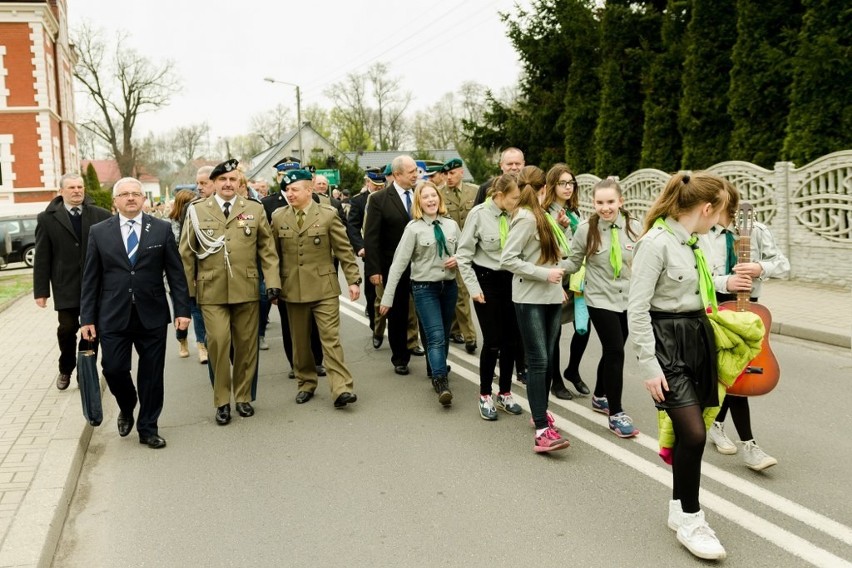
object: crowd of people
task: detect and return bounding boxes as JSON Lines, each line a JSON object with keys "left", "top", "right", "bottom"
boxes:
{"left": 32, "top": 147, "right": 791, "bottom": 562}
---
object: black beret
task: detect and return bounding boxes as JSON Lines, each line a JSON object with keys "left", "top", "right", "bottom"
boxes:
{"left": 210, "top": 159, "right": 239, "bottom": 180}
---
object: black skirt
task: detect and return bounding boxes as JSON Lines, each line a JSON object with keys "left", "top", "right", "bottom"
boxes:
{"left": 650, "top": 310, "right": 718, "bottom": 410}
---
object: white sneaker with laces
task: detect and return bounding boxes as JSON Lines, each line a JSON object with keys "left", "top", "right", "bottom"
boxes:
{"left": 258, "top": 336, "right": 269, "bottom": 350}
{"left": 741, "top": 440, "right": 778, "bottom": 471}
{"left": 668, "top": 499, "right": 683, "bottom": 531}
{"left": 708, "top": 422, "right": 737, "bottom": 455}
{"left": 677, "top": 510, "right": 726, "bottom": 560}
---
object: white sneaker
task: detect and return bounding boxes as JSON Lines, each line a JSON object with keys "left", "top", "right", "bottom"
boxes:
{"left": 668, "top": 499, "right": 683, "bottom": 531}
{"left": 741, "top": 440, "right": 778, "bottom": 471}
{"left": 259, "top": 336, "right": 269, "bottom": 350}
{"left": 677, "top": 510, "right": 727, "bottom": 560}
{"left": 708, "top": 422, "right": 737, "bottom": 455}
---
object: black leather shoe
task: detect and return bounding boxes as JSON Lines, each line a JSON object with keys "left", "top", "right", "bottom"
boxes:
{"left": 394, "top": 365, "right": 410, "bottom": 375}
{"left": 139, "top": 434, "right": 166, "bottom": 449}
{"left": 215, "top": 404, "right": 231, "bottom": 425}
{"left": 551, "top": 386, "right": 574, "bottom": 400}
{"left": 316, "top": 365, "right": 327, "bottom": 377}
{"left": 56, "top": 373, "right": 71, "bottom": 391}
{"left": 409, "top": 346, "right": 425, "bottom": 356}
{"left": 465, "top": 341, "right": 477, "bottom": 354}
{"left": 333, "top": 392, "right": 357, "bottom": 408}
{"left": 450, "top": 334, "right": 465, "bottom": 344}
{"left": 288, "top": 370, "right": 296, "bottom": 379}
{"left": 564, "top": 370, "right": 591, "bottom": 395}
{"left": 117, "top": 412, "right": 134, "bottom": 437}
{"left": 236, "top": 402, "right": 255, "bottom": 417}
{"left": 372, "top": 335, "right": 383, "bottom": 349}
{"left": 295, "top": 391, "right": 314, "bottom": 404}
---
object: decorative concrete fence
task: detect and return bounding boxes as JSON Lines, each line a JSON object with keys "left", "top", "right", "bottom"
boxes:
{"left": 576, "top": 150, "right": 852, "bottom": 287}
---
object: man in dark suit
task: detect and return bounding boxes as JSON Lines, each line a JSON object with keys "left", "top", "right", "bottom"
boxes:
{"left": 33, "top": 173, "right": 111, "bottom": 390}
{"left": 81, "top": 177, "right": 191, "bottom": 449}
{"left": 363, "top": 155, "right": 420, "bottom": 375}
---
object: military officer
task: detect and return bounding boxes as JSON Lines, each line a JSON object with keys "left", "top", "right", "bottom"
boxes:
{"left": 440, "top": 158, "right": 478, "bottom": 354}
{"left": 271, "top": 169, "right": 361, "bottom": 408}
{"left": 179, "top": 159, "right": 281, "bottom": 426}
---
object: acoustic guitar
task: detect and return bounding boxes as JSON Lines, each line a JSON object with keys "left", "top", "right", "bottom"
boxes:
{"left": 719, "top": 203, "right": 780, "bottom": 396}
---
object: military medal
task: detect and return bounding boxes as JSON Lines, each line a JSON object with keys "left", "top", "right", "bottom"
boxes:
{"left": 204, "top": 229, "right": 214, "bottom": 237}
{"left": 314, "top": 236, "right": 321, "bottom": 245}
{"left": 245, "top": 226, "right": 252, "bottom": 236}
{"left": 237, "top": 220, "right": 245, "bottom": 228}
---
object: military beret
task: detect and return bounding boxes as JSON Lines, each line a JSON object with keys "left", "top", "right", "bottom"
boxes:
{"left": 304, "top": 164, "right": 316, "bottom": 174}
{"left": 273, "top": 157, "right": 301, "bottom": 172}
{"left": 382, "top": 163, "right": 393, "bottom": 176}
{"left": 279, "top": 169, "right": 313, "bottom": 187}
{"left": 210, "top": 159, "right": 239, "bottom": 180}
{"left": 442, "top": 158, "right": 463, "bottom": 173}
{"left": 365, "top": 167, "right": 386, "bottom": 184}
{"left": 426, "top": 164, "right": 444, "bottom": 175}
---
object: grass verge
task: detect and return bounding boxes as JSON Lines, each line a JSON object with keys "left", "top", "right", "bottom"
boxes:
{"left": 0, "top": 273, "right": 32, "bottom": 312}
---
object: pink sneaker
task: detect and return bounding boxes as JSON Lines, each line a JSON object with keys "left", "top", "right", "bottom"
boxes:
{"left": 534, "top": 427, "right": 570, "bottom": 453}
{"left": 529, "top": 411, "right": 557, "bottom": 430}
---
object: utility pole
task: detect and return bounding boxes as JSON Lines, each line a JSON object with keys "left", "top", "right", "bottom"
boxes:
{"left": 264, "top": 77, "right": 303, "bottom": 162}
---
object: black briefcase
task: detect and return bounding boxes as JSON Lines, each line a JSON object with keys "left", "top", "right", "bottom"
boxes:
{"left": 77, "top": 345, "right": 103, "bottom": 426}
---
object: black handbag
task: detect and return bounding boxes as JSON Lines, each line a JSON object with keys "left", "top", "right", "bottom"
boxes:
{"left": 77, "top": 343, "right": 103, "bottom": 426}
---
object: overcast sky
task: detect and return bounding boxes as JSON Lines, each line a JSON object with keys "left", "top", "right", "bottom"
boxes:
{"left": 69, "top": 0, "right": 528, "bottom": 142}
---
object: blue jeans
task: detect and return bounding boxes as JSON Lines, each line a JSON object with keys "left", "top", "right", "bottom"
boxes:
{"left": 176, "top": 297, "right": 206, "bottom": 343}
{"left": 411, "top": 280, "right": 458, "bottom": 378}
{"left": 515, "top": 303, "right": 562, "bottom": 429}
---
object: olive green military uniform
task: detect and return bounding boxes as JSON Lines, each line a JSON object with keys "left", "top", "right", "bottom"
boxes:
{"left": 271, "top": 201, "right": 361, "bottom": 398}
{"left": 441, "top": 181, "right": 478, "bottom": 343}
{"left": 180, "top": 196, "right": 280, "bottom": 408}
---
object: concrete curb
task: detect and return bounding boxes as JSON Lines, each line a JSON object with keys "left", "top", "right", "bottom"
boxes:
{"left": 0, "top": 388, "right": 94, "bottom": 568}
{"left": 771, "top": 321, "right": 851, "bottom": 350}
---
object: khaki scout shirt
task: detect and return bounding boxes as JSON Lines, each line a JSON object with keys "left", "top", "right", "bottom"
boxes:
{"left": 441, "top": 182, "right": 478, "bottom": 228}
{"left": 456, "top": 199, "right": 507, "bottom": 297}
{"left": 179, "top": 196, "right": 280, "bottom": 304}
{"left": 381, "top": 215, "right": 460, "bottom": 308}
{"left": 562, "top": 213, "right": 643, "bottom": 312}
{"left": 271, "top": 201, "right": 360, "bottom": 304}
{"left": 627, "top": 217, "right": 708, "bottom": 380}
{"left": 500, "top": 208, "right": 565, "bottom": 305}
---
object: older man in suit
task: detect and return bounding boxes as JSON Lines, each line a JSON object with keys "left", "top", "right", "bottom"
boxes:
{"left": 34, "top": 173, "right": 111, "bottom": 390}
{"left": 272, "top": 169, "right": 361, "bottom": 407}
{"left": 80, "top": 178, "right": 190, "bottom": 449}
{"left": 180, "top": 159, "right": 281, "bottom": 426}
{"left": 363, "top": 155, "right": 421, "bottom": 375}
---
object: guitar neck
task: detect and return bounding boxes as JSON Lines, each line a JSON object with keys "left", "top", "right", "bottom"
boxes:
{"left": 736, "top": 233, "right": 751, "bottom": 310}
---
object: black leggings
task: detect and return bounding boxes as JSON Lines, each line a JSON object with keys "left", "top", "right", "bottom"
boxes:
{"left": 549, "top": 320, "right": 591, "bottom": 392}
{"left": 715, "top": 395, "right": 753, "bottom": 441}
{"left": 667, "top": 405, "right": 706, "bottom": 514}
{"left": 472, "top": 267, "right": 519, "bottom": 395}
{"left": 587, "top": 306, "right": 628, "bottom": 415}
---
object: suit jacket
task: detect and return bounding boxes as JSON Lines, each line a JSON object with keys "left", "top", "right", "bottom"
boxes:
{"left": 33, "top": 196, "right": 111, "bottom": 310}
{"left": 271, "top": 201, "right": 360, "bottom": 303}
{"left": 346, "top": 190, "right": 370, "bottom": 253}
{"left": 363, "top": 185, "right": 412, "bottom": 278}
{"left": 180, "top": 196, "right": 281, "bottom": 304}
{"left": 80, "top": 214, "right": 190, "bottom": 332}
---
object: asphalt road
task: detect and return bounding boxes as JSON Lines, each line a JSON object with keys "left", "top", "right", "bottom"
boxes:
{"left": 52, "top": 289, "right": 852, "bottom": 567}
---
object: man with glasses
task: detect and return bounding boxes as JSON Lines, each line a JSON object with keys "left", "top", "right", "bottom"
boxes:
{"left": 34, "top": 173, "right": 111, "bottom": 390}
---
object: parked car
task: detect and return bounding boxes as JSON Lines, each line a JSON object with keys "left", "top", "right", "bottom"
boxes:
{"left": 0, "top": 215, "right": 38, "bottom": 268}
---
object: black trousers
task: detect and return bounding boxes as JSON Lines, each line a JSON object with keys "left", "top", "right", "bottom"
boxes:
{"left": 384, "top": 269, "right": 412, "bottom": 367}
{"left": 57, "top": 307, "right": 97, "bottom": 374}
{"left": 471, "top": 266, "right": 519, "bottom": 395}
{"left": 100, "top": 306, "right": 167, "bottom": 437}
{"left": 276, "top": 300, "right": 323, "bottom": 368}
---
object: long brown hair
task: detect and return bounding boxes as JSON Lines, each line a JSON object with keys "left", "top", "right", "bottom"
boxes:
{"left": 585, "top": 178, "right": 638, "bottom": 258}
{"left": 542, "top": 163, "right": 579, "bottom": 214}
{"left": 643, "top": 171, "right": 729, "bottom": 233}
{"left": 169, "top": 189, "right": 196, "bottom": 222}
{"left": 517, "top": 166, "right": 561, "bottom": 265}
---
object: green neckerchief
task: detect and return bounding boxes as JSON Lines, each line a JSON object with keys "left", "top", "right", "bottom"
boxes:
{"left": 609, "top": 222, "right": 622, "bottom": 279}
{"left": 485, "top": 197, "right": 510, "bottom": 248}
{"left": 432, "top": 219, "right": 449, "bottom": 257}
{"left": 566, "top": 209, "right": 580, "bottom": 233}
{"left": 545, "top": 212, "right": 571, "bottom": 256}
{"left": 653, "top": 217, "right": 717, "bottom": 313}
{"left": 724, "top": 228, "right": 737, "bottom": 275}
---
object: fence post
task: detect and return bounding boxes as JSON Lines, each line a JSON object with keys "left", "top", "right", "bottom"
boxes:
{"left": 773, "top": 160, "right": 795, "bottom": 276}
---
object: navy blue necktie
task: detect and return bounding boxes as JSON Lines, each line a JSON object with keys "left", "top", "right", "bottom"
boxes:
{"left": 403, "top": 190, "right": 412, "bottom": 219}
{"left": 126, "top": 220, "right": 139, "bottom": 265}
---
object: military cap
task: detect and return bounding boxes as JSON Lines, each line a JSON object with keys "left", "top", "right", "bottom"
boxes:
{"left": 365, "top": 167, "right": 386, "bottom": 184}
{"left": 273, "top": 156, "right": 301, "bottom": 172}
{"left": 382, "top": 163, "right": 393, "bottom": 176}
{"left": 442, "top": 158, "right": 464, "bottom": 173}
{"left": 304, "top": 164, "right": 317, "bottom": 174}
{"left": 279, "top": 168, "right": 313, "bottom": 187}
{"left": 425, "top": 163, "right": 444, "bottom": 176}
{"left": 210, "top": 159, "right": 239, "bottom": 180}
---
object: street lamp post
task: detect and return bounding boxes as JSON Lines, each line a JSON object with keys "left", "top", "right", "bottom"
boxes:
{"left": 263, "top": 77, "right": 302, "bottom": 163}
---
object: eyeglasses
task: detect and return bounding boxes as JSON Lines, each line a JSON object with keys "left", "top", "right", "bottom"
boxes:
{"left": 556, "top": 180, "right": 576, "bottom": 188}
{"left": 116, "top": 192, "right": 144, "bottom": 199}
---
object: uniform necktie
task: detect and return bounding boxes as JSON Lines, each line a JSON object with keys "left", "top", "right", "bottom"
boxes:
{"left": 499, "top": 211, "right": 509, "bottom": 248}
{"left": 223, "top": 201, "right": 231, "bottom": 218}
{"left": 724, "top": 229, "right": 737, "bottom": 274}
{"left": 545, "top": 212, "right": 570, "bottom": 256}
{"left": 610, "top": 225, "right": 622, "bottom": 278}
{"left": 566, "top": 210, "right": 579, "bottom": 233}
{"left": 69, "top": 207, "right": 82, "bottom": 241}
{"left": 653, "top": 217, "right": 717, "bottom": 312}
{"left": 126, "top": 220, "right": 139, "bottom": 265}
{"left": 297, "top": 210, "right": 305, "bottom": 228}
{"left": 403, "top": 190, "right": 412, "bottom": 219}
{"left": 433, "top": 220, "right": 448, "bottom": 257}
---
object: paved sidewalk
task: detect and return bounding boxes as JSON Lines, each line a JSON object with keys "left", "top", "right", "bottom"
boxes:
{"left": 0, "top": 279, "right": 848, "bottom": 567}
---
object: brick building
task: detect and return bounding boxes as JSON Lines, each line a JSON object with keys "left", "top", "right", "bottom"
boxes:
{"left": 0, "top": 0, "right": 77, "bottom": 213}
